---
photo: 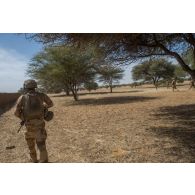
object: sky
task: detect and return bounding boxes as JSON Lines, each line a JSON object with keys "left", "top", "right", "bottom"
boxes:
{"left": 0, "top": 34, "right": 132, "bottom": 92}
{"left": 0, "top": 34, "right": 42, "bottom": 92}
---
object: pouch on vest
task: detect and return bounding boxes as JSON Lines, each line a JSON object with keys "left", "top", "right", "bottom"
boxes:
{"left": 23, "top": 93, "right": 44, "bottom": 120}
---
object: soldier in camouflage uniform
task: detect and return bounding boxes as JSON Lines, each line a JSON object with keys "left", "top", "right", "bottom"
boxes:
{"left": 171, "top": 78, "right": 177, "bottom": 92}
{"left": 14, "top": 80, "right": 53, "bottom": 163}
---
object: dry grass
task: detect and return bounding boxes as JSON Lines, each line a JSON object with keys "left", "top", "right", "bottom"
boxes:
{"left": 1, "top": 84, "right": 195, "bottom": 163}
{"left": 0, "top": 93, "right": 20, "bottom": 106}
{"left": 0, "top": 93, "right": 20, "bottom": 107}
{"left": 0, "top": 93, "right": 20, "bottom": 115}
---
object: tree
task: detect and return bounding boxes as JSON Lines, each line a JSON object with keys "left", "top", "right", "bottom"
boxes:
{"left": 174, "top": 65, "right": 188, "bottom": 81}
{"left": 28, "top": 46, "right": 97, "bottom": 101}
{"left": 183, "top": 48, "right": 195, "bottom": 70}
{"left": 39, "top": 80, "right": 65, "bottom": 93}
{"left": 132, "top": 59, "right": 175, "bottom": 89}
{"left": 27, "top": 33, "right": 195, "bottom": 80}
{"left": 98, "top": 65, "right": 124, "bottom": 93}
{"left": 84, "top": 81, "right": 98, "bottom": 92}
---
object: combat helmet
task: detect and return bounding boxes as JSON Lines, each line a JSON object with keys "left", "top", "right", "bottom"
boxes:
{"left": 44, "top": 108, "right": 54, "bottom": 121}
{"left": 23, "top": 79, "right": 37, "bottom": 89}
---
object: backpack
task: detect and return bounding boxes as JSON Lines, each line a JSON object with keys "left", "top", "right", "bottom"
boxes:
{"left": 23, "top": 92, "right": 45, "bottom": 120}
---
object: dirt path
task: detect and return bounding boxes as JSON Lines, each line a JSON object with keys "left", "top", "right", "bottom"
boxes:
{"left": 1, "top": 86, "right": 195, "bottom": 162}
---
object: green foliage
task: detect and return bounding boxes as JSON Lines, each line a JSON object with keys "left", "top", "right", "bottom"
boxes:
{"left": 29, "top": 34, "right": 195, "bottom": 79}
{"left": 84, "top": 81, "right": 98, "bottom": 92}
{"left": 28, "top": 46, "right": 98, "bottom": 100}
{"left": 174, "top": 65, "right": 188, "bottom": 79}
{"left": 132, "top": 59, "right": 175, "bottom": 88}
{"left": 183, "top": 48, "right": 195, "bottom": 70}
{"left": 98, "top": 64, "right": 124, "bottom": 92}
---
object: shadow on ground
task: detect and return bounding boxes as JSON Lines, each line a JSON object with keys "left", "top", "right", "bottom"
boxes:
{"left": 150, "top": 104, "right": 195, "bottom": 162}
{"left": 52, "top": 90, "right": 143, "bottom": 98}
{"left": 0, "top": 101, "right": 16, "bottom": 117}
{"left": 80, "top": 90, "right": 143, "bottom": 96}
{"left": 70, "top": 96, "right": 159, "bottom": 106}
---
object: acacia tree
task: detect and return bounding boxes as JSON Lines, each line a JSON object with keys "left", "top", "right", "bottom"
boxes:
{"left": 174, "top": 65, "right": 188, "bottom": 81}
{"left": 28, "top": 46, "right": 96, "bottom": 101}
{"left": 27, "top": 33, "right": 195, "bottom": 80}
{"left": 28, "top": 51, "right": 70, "bottom": 94}
{"left": 183, "top": 48, "right": 195, "bottom": 71}
{"left": 132, "top": 59, "right": 175, "bottom": 89}
{"left": 98, "top": 65, "right": 124, "bottom": 93}
{"left": 84, "top": 81, "right": 98, "bottom": 92}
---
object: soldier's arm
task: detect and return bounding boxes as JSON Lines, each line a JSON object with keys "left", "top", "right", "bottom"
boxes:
{"left": 43, "top": 94, "right": 54, "bottom": 108}
{"left": 14, "top": 95, "right": 24, "bottom": 120}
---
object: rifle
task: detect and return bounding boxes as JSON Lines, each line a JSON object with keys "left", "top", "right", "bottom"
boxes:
{"left": 17, "top": 120, "right": 25, "bottom": 133}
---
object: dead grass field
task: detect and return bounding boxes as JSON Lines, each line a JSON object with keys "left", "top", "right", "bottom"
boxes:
{"left": 0, "top": 93, "right": 20, "bottom": 115}
{"left": 1, "top": 84, "right": 195, "bottom": 163}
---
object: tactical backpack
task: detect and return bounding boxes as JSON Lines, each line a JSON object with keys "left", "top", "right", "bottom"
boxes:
{"left": 23, "top": 93, "right": 45, "bottom": 120}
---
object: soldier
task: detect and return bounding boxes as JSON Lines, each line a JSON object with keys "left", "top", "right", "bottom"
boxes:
{"left": 171, "top": 77, "right": 177, "bottom": 92}
{"left": 189, "top": 79, "right": 195, "bottom": 90}
{"left": 14, "top": 80, "right": 53, "bottom": 163}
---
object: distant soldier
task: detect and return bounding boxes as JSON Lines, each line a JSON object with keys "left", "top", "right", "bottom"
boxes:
{"left": 189, "top": 79, "right": 195, "bottom": 90}
{"left": 14, "top": 80, "right": 53, "bottom": 163}
{"left": 171, "top": 78, "right": 177, "bottom": 92}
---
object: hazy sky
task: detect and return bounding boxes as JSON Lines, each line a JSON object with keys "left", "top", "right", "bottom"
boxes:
{"left": 0, "top": 34, "right": 133, "bottom": 92}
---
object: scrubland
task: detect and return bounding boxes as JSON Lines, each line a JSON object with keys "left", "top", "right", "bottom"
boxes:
{"left": 1, "top": 84, "right": 195, "bottom": 162}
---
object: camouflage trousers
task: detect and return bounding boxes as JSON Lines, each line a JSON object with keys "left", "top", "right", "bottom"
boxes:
{"left": 25, "top": 119, "right": 48, "bottom": 163}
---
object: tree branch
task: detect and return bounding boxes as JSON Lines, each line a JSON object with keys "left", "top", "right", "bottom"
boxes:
{"left": 152, "top": 34, "right": 192, "bottom": 73}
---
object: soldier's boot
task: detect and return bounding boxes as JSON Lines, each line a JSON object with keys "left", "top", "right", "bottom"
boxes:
{"left": 37, "top": 141, "right": 48, "bottom": 163}
{"left": 29, "top": 157, "right": 38, "bottom": 163}
{"left": 26, "top": 138, "right": 38, "bottom": 163}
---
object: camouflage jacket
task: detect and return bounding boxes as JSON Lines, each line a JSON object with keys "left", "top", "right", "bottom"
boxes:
{"left": 14, "top": 91, "right": 53, "bottom": 120}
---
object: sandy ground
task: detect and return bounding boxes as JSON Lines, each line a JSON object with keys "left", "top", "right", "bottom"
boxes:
{"left": 1, "top": 84, "right": 195, "bottom": 163}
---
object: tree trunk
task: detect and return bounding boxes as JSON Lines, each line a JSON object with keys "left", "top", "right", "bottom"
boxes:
{"left": 152, "top": 78, "right": 158, "bottom": 90}
{"left": 155, "top": 78, "right": 160, "bottom": 90}
{"left": 110, "top": 85, "right": 113, "bottom": 93}
{"left": 154, "top": 37, "right": 195, "bottom": 78}
{"left": 70, "top": 85, "right": 78, "bottom": 101}
{"left": 155, "top": 83, "right": 158, "bottom": 90}
{"left": 66, "top": 90, "right": 70, "bottom": 96}
{"left": 156, "top": 40, "right": 195, "bottom": 78}
{"left": 72, "top": 92, "right": 78, "bottom": 101}
{"left": 109, "top": 78, "right": 113, "bottom": 93}
{"left": 72, "top": 89, "right": 78, "bottom": 101}
{"left": 64, "top": 88, "right": 70, "bottom": 96}
{"left": 64, "top": 83, "right": 70, "bottom": 96}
